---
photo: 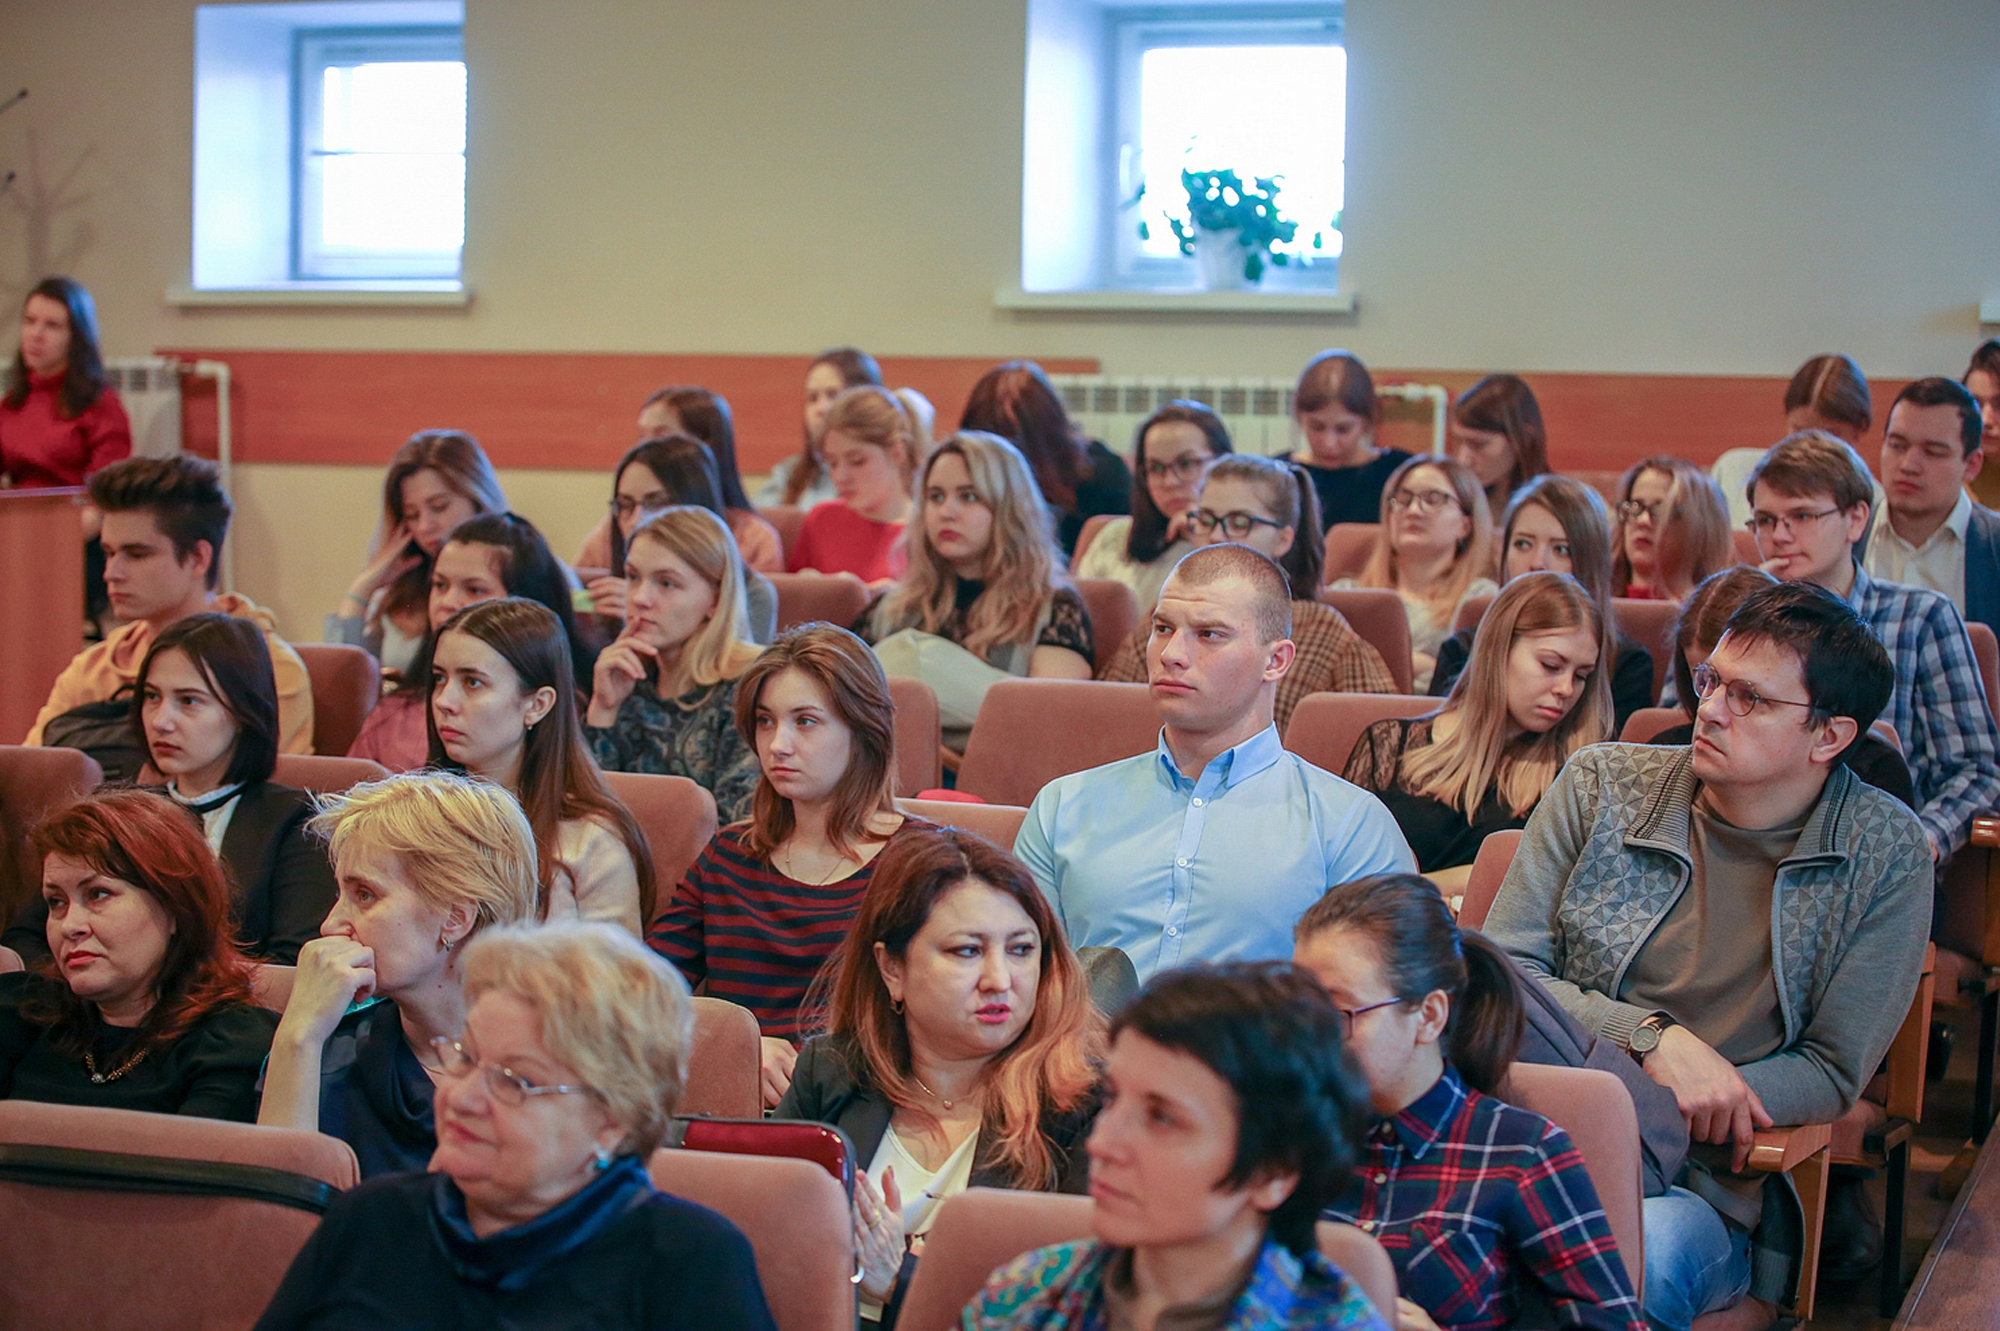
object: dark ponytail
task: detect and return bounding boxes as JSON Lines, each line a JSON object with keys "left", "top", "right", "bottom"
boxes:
{"left": 1295, "top": 872, "right": 1524, "bottom": 1093}
{"left": 1285, "top": 461, "right": 1326, "bottom": 593}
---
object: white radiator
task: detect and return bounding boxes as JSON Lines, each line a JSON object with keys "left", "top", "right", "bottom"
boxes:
{"left": 103, "top": 357, "right": 185, "bottom": 459}
{"left": 1049, "top": 374, "right": 1449, "bottom": 461}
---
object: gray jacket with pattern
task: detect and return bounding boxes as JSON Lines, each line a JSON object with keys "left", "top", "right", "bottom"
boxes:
{"left": 1484, "top": 743, "right": 1931, "bottom": 1127}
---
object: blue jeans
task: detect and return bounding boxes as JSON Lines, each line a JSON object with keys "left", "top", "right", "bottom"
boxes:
{"left": 1642, "top": 1186, "right": 1753, "bottom": 1331}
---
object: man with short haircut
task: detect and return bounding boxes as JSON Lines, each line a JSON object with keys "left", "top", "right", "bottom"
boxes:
{"left": 1746, "top": 430, "right": 2000, "bottom": 858}
{"left": 28, "top": 456, "right": 315, "bottom": 752}
{"left": 1487, "top": 583, "right": 1931, "bottom": 1331}
{"left": 1863, "top": 376, "right": 2000, "bottom": 635}
{"left": 1015, "top": 544, "right": 1414, "bottom": 980}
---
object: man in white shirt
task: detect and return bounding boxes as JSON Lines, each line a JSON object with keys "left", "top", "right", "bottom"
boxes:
{"left": 1864, "top": 376, "right": 2000, "bottom": 637}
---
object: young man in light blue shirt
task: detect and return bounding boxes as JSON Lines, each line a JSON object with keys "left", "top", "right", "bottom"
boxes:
{"left": 1015, "top": 544, "right": 1414, "bottom": 979}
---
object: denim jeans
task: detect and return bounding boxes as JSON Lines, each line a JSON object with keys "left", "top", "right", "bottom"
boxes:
{"left": 1642, "top": 1186, "right": 1753, "bottom": 1331}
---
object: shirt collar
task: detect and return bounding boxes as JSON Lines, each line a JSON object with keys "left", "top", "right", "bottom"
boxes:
{"left": 1379, "top": 1063, "right": 1468, "bottom": 1159}
{"left": 1874, "top": 490, "right": 1973, "bottom": 550}
{"left": 1152, "top": 723, "right": 1284, "bottom": 794}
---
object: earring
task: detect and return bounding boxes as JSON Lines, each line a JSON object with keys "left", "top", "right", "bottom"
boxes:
{"left": 437, "top": 930, "right": 452, "bottom": 953}
{"left": 593, "top": 1144, "right": 613, "bottom": 1172}
{"left": 891, "top": 997, "right": 904, "bottom": 1016}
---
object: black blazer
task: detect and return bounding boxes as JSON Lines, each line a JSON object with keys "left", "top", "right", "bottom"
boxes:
{"left": 776, "top": 1034, "right": 1099, "bottom": 1195}
{"left": 3, "top": 781, "right": 336, "bottom": 966}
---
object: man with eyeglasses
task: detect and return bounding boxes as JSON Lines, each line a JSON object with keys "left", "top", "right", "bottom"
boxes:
{"left": 1487, "top": 582, "right": 1930, "bottom": 1331}
{"left": 1745, "top": 430, "right": 2000, "bottom": 860}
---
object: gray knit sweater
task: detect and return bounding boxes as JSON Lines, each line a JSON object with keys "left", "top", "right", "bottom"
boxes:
{"left": 1484, "top": 743, "right": 1931, "bottom": 1127}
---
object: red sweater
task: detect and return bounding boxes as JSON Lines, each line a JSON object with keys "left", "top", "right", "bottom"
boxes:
{"left": 0, "top": 371, "right": 131, "bottom": 488}
{"left": 787, "top": 500, "right": 907, "bottom": 582}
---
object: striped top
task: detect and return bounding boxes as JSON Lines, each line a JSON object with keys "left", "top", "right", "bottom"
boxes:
{"left": 648, "top": 818, "right": 930, "bottom": 1040}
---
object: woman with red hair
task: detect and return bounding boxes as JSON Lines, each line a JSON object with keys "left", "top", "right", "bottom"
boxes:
{"left": 0, "top": 788, "right": 277, "bottom": 1120}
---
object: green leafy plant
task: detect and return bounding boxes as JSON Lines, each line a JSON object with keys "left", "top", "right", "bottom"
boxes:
{"left": 1137, "top": 168, "right": 1331, "bottom": 283}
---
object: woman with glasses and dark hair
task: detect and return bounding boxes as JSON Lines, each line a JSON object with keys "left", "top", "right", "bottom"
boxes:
{"left": 1074, "top": 400, "right": 1233, "bottom": 614}
{"left": 1294, "top": 875, "right": 1644, "bottom": 1331}
{"left": 1097, "top": 455, "right": 1395, "bottom": 731}
{"left": 1, "top": 276, "right": 130, "bottom": 489}
{"left": 254, "top": 921, "right": 778, "bottom": 1330}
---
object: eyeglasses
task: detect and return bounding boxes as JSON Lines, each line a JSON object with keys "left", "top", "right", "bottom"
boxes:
{"left": 431, "top": 1037, "right": 592, "bottom": 1106}
{"left": 611, "top": 493, "right": 673, "bottom": 519}
{"left": 1746, "top": 508, "right": 1843, "bottom": 537}
{"left": 1616, "top": 498, "right": 1668, "bottom": 523}
{"left": 1386, "top": 488, "right": 1460, "bottom": 514}
{"left": 1333, "top": 997, "right": 1404, "bottom": 1036}
{"left": 1144, "top": 455, "right": 1211, "bottom": 482}
{"left": 1188, "top": 508, "right": 1286, "bottom": 539}
{"left": 1690, "top": 662, "right": 1816, "bottom": 718}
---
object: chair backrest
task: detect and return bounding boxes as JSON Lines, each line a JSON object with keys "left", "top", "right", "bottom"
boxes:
{"left": 769, "top": 570, "right": 870, "bottom": 634}
{"left": 1619, "top": 705, "right": 1686, "bottom": 744}
{"left": 250, "top": 963, "right": 296, "bottom": 1013}
{"left": 1074, "top": 577, "right": 1139, "bottom": 675}
{"left": 601, "top": 772, "right": 719, "bottom": 905}
{"left": 293, "top": 643, "right": 382, "bottom": 757}
{"left": 1322, "top": 522, "right": 1382, "bottom": 583}
{"left": 1969, "top": 622, "right": 1999, "bottom": 727}
{"left": 1568, "top": 469, "right": 1627, "bottom": 506}
{"left": 677, "top": 1116, "right": 854, "bottom": 1193}
{"left": 758, "top": 505, "right": 807, "bottom": 562}
{"left": 896, "top": 797, "right": 1030, "bottom": 850}
{"left": 0, "top": 744, "right": 101, "bottom": 923}
{"left": 271, "top": 753, "right": 389, "bottom": 794}
{"left": 886, "top": 675, "right": 943, "bottom": 796}
{"left": 1318, "top": 587, "right": 1415, "bottom": 693}
{"left": 1455, "top": 828, "right": 1524, "bottom": 930}
{"left": 1731, "top": 528, "right": 1762, "bottom": 565}
{"left": 1282, "top": 692, "right": 1437, "bottom": 776}
{"left": 647, "top": 1146, "right": 855, "bottom": 1331}
{"left": 1499, "top": 1064, "right": 1645, "bottom": 1295}
{"left": 1068, "top": 513, "right": 1118, "bottom": 572}
{"left": 682, "top": 996, "right": 762, "bottom": 1120}
{"left": 1610, "top": 598, "right": 1679, "bottom": 701}
{"left": 896, "top": 1188, "right": 1400, "bottom": 1331}
{"left": 0, "top": 1099, "right": 359, "bottom": 1331}
{"left": 955, "top": 680, "right": 1158, "bottom": 807}
{"left": 1452, "top": 592, "right": 1494, "bottom": 636}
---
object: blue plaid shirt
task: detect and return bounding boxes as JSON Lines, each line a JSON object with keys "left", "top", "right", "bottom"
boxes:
{"left": 1844, "top": 565, "right": 2000, "bottom": 854}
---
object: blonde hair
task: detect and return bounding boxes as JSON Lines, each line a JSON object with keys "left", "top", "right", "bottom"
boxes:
{"left": 1358, "top": 456, "right": 1495, "bottom": 614}
{"left": 628, "top": 506, "right": 764, "bottom": 695}
{"left": 824, "top": 385, "right": 921, "bottom": 488}
{"left": 461, "top": 921, "right": 693, "bottom": 1157}
{"left": 1402, "top": 572, "right": 1610, "bottom": 817}
{"left": 1610, "top": 457, "right": 1734, "bottom": 601}
{"left": 894, "top": 387, "right": 937, "bottom": 470}
{"left": 308, "top": 771, "right": 540, "bottom": 932}
{"left": 876, "top": 432, "right": 1066, "bottom": 659}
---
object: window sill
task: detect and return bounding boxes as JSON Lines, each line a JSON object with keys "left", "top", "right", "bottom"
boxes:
{"left": 994, "top": 286, "right": 1353, "bottom": 316}
{"left": 165, "top": 283, "right": 470, "bottom": 309}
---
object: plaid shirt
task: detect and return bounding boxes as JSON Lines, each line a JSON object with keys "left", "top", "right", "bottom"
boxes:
{"left": 1325, "top": 1065, "right": 1644, "bottom": 1331}
{"left": 1845, "top": 565, "right": 2000, "bottom": 854}
{"left": 1098, "top": 598, "right": 1396, "bottom": 732}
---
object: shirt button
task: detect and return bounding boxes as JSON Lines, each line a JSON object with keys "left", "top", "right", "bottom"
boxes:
{"left": 1374, "top": 1173, "right": 1388, "bottom": 1185}
{"left": 1167, "top": 926, "right": 1179, "bottom": 936}
{"left": 1176, "top": 858, "right": 1189, "bottom": 867}
{"left": 1192, "top": 798, "right": 1204, "bottom": 807}
{"left": 1359, "top": 1220, "right": 1374, "bottom": 1233}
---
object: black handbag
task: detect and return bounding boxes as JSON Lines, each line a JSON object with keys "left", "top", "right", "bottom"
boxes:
{"left": 39, "top": 687, "right": 145, "bottom": 783}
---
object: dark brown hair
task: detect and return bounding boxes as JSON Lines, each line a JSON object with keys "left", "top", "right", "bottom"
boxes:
{"left": 1964, "top": 339, "right": 2000, "bottom": 385}
{"left": 88, "top": 456, "right": 233, "bottom": 591}
{"left": 783, "top": 348, "right": 884, "bottom": 505}
{"left": 6, "top": 276, "right": 108, "bottom": 418}
{"left": 133, "top": 613, "right": 279, "bottom": 789}
{"left": 375, "top": 430, "right": 509, "bottom": 623}
{"left": 1783, "top": 354, "right": 1872, "bottom": 438}
{"left": 607, "top": 433, "right": 727, "bottom": 575}
{"left": 642, "top": 385, "right": 753, "bottom": 512}
{"left": 960, "top": 361, "right": 1090, "bottom": 511}
{"left": 1453, "top": 374, "right": 1549, "bottom": 504}
{"left": 1126, "top": 401, "right": 1234, "bottom": 564}
{"left": 1294, "top": 349, "right": 1379, "bottom": 422}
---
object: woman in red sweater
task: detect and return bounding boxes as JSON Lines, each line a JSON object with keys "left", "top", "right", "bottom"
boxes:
{"left": 1, "top": 277, "right": 130, "bottom": 488}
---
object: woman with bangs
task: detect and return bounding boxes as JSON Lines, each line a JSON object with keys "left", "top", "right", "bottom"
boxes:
{"left": 788, "top": 385, "right": 921, "bottom": 584}
{"left": 859, "top": 432, "right": 1094, "bottom": 748}
{"left": 652, "top": 624, "right": 931, "bottom": 1109}
{"left": 1334, "top": 455, "right": 1498, "bottom": 691}
{"left": 779, "top": 824, "right": 1104, "bottom": 1322}
{"left": 1073, "top": 400, "right": 1233, "bottom": 616}
{"left": 1290, "top": 348, "right": 1412, "bottom": 529}
{"left": 1611, "top": 457, "right": 1734, "bottom": 602}
{"left": 0, "top": 788, "right": 277, "bottom": 1120}
{"left": 1343, "top": 572, "right": 1610, "bottom": 893}
{"left": 585, "top": 507, "right": 765, "bottom": 825}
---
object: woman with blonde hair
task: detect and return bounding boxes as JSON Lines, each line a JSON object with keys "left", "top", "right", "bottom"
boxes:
{"left": 652, "top": 624, "right": 931, "bottom": 1108}
{"left": 256, "top": 921, "right": 779, "bottom": 1328}
{"left": 329, "top": 430, "right": 509, "bottom": 680}
{"left": 779, "top": 825, "right": 1103, "bottom": 1320}
{"left": 1335, "top": 454, "right": 1497, "bottom": 690}
{"left": 788, "top": 385, "right": 921, "bottom": 583}
{"left": 256, "top": 770, "right": 542, "bottom": 1177}
{"left": 859, "top": 432, "right": 1094, "bottom": 745}
{"left": 586, "top": 507, "right": 765, "bottom": 824}
{"left": 1611, "top": 457, "right": 1734, "bottom": 602}
{"left": 1343, "top": 572, "right": 1610, "bottom": 893}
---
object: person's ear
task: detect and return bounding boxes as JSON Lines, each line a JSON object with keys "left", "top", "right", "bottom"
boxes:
{"left": 1265, "top": 637, "right": 1297, "bottom": 684}
{"left": 1273, "top": 524, "right": 1297, "bottom": 559}
{"left": 1844, "top": 501, "right": 1872, "bottom": 546}
{"left": 1809, "top": 714, "right": 1859, "bottom": 766}
{"left": 184, "top": 539, "right": 215, "bottom": 583}
{"left": 873, "top": 940, "right": 904, "bottom": 1007}
{"left": 1413, "top": 990, "right": 1451, "bottom": 1047}
{"left": 1247, "top": 1168, "right": 1299, "bottom": 1215}
{"left": 1965, "top": 446, "right": 1986, "bottom": 484}
{"left": 523, "top": 685, "right": 559, "bottom": 729}
{"left": 441, "top": 903, "right": 476, "bottom": 949}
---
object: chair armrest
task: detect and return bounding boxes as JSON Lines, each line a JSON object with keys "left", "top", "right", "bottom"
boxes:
{"left": 1971, "top": 815, "right": 2000, "bottom": 848}
{"left": 1746, "top": 1122, "right": 1832, "bottom": 1173}
{"left": 0, "top": 945, "right": 21, "bottom": 975}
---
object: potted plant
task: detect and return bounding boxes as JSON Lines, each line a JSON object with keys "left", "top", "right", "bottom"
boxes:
{"left": 1138, "top": 168, "right": 1332, "bottom": 290}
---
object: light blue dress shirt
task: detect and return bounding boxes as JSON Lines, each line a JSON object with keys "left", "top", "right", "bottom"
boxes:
{"left": 1015, "top": 724, "right": 1416, "bottom": 979}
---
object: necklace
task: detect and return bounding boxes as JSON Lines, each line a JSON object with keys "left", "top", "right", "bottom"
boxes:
{"left": 913, "top": 1074, "right": 977, "bottom": 1112}
{"left": 776, "top": 844, "right": 856, "bottom": 887}
{"left": 84, "top": 1044, "right": 150, "bottom": 1085}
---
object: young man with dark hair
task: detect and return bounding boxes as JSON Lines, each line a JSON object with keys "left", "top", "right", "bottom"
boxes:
{"left": 1487, "top": 582, "right": 1931, "bottom": 1331}
{"left": 27, "top": 456, "right": 315, "bottom": 752}
{"left": 1863, "top": 377, "right": 2000, "bottom": 635}
{"left": 1962, "top": 339, "right": 2000, "bottom": 509}
{"left": 1745, "top": 430, "right": 2000, "bottom": 858}
{"left": 1016, "top": 544, "right": 1413, "bottom": 980}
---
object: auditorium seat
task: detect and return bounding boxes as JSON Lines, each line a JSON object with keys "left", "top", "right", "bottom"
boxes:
{"left": 647, "top": 1147, "right": 854, "bottom": 1331}
{"left": 1568, "top": 469, "right": 1626, "bottom": 505}
{"left": 953, "top": 680, "right": 1158, "bottom": 807}
{"left": 887, "top": 676, "right": 943, "bottom": 796}
{"left": 676, "top": 1116, "right": 853, "bottom": 1192}
{"left": 896, "top": 797, "right": 1028, "bottom": 850}
{"left": 0, "top": 1099, "right": 358, "bottom": 1331}
{"left": 680, "top": 996, "right": 762, "bottom": 1120}
{"left": 1075, "top": 577, "right": 1139, "bottom": 675}
{"left": 1318, "top": 587, "right": 1415, "bottom": 694}
{"left": 769, "top": 570, "right": 871, "bottom": 634}
{"left": 1067, "top": 513, "right": 1117, "bottom": 572}
{"left": 1611, "top": 598, "right": 1679, "bottom": 699}
{"left": 1498, "top": 1065, "right": 1644, "bottom": 1295}
{"left": 1282, "top": 692, "right": 1438, "bottom": 777}
{"left": 1619, "top": 706, "right": 1686, "bottom": 744}
{"left": 603, "top": 772, "right": 718, "bottom": 912}
{"left": 1452, "top": 593, "right": 1493, "bottom": 636}
{"left": 758, "top": 505, "right": 806, "bottom": 562}
{"left": 1968, "top": 622, "right": 1998, "bottom": 727}
{"left": 894, "top": 1188, "right": 1398, "bottom": 1331}
{"left": 272, "top": 753, "right": 389, "bottom": 794}
{"left": 1322, "top": 522, "right": 1380, "bottom": 583}
{"left": 1732, "top": 528, "right": 1762, "bottom": 564}
{"left": 0, "top": 745, "right": 101, "bottom": 926}
{"left": 1455, "top": 829, "right": 1524, "bottom": 930}
{"left": 294, "top": 642, "right": 381, "bottom": 757}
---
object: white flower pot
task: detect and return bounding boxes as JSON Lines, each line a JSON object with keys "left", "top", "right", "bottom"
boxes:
{"left": 1194, "top": 229, "right": 1256, "bottom": 290}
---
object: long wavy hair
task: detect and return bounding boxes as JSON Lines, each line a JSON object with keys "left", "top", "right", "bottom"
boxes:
{"left": 21, "top": 789, "right": 256, "bottom": 1056}
{"left": 626, "top": 507, "right": 763, "bottom": 699}
{"left": 784, "top": 348, "right": 883, "bottom": 505}
{"left": 5, "top": 276, "right": 108, "bottom": 418}
{"left": 1402, "top": 571, "right": 1610, "bottom": 817}
{"left": 642, "top": 385, "right": 755, "bottom": 512}
{"left": 1609, "top": 456, "right": 1733, "bottom": 601}
{"left": 959, "top": 361, "right": 1090, "bottom": 512}
{"left": 875, "top": 432, "right": 1065, "bottom": 660}
{"left": 820, "top": 826, "right": 1103, "bottom": 1188}
{"left": 1357, "top": 455, "right": 1495, "bottom": 614}
{"left": 373, "top": 430, "right": 509, "bottom": 625}
{"left": 1126, "top": 401, "right": 1233, "bottom": 564}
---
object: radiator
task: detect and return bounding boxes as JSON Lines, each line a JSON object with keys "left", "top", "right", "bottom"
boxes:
{"left": 1049, "top": 374, "right": 1449, "bottom": 461}
{"left": 103, "top": 357, "right": 185, "bottom": 459}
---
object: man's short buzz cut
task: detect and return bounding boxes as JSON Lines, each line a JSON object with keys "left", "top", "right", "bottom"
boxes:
{"left": 1164, "top": 543, "right": 1294, "bottom": 643}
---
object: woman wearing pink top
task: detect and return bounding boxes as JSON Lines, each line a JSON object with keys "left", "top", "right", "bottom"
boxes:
{"left": 787, "top": 386, "right": 922, "bottom": 586}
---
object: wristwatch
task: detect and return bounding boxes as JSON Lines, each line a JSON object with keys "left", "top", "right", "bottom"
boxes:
{"left": 1627, "top": 1013, "right": 1678, "bottom": 1060}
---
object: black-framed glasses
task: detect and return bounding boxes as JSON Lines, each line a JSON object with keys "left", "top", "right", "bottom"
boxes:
{"left": 1690, "top": 663, "right": 1815, "bottom": 718}
{"left": 1386, "top": 488, "right": 1460, "bottom": 514}
{"left": 431, "top": 1037, "right": 592, "bottom": 1107}
{"left": 1189, "top": 508, "right": 1285, "bottom": 539}
{"left": 1333, "top": 997, "right": 1404, "bottom": 1036}
{"left": 1144, "top": 454, "right": 1212, "bottom": 482}
{"left": 611, "top": 492, "right": 673, "bottom": 519}
{"left": 1745, "top": 508, "right": 1843, "bottom": 537}
{"left": 1616, "top": 498, "right": 1666, "bottom": 523}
